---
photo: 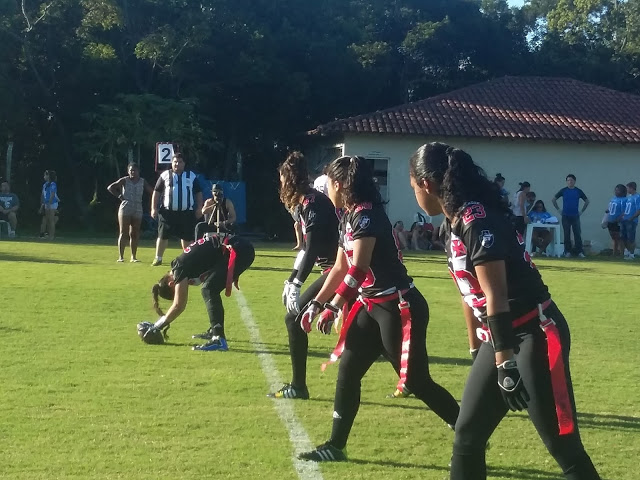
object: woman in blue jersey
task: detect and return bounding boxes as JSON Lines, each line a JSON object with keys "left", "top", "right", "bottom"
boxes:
{"left": 606, "top": 184, "right": 627, "bottom": 257}
{"left": 39, "top": 170, "right": 59, "bottom": 240}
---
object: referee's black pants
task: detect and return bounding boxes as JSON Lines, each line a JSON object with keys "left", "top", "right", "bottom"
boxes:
{"left": 329, "top": 287, "right": 460, "bottom": 449}
{"left": 284, "top": 274, "right": 328, "bottom": 389}
{"left": 450, "top": 302, "right": 600, "bottom": 480}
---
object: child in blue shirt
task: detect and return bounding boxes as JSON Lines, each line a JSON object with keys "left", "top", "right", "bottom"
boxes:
{"left": 622, "top": 181, "right": 640, "bottom": 259}
{"left": 606, "top": 184, "right": 627, "bottom": 257}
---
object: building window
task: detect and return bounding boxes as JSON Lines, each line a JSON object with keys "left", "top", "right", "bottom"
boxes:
{"left": 364, "top": 157, "right": 389, "bottom": 202}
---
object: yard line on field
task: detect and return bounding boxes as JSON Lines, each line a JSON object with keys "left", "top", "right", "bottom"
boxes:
{"left": 234, "top": 291, "right": 324, "bottom": 480}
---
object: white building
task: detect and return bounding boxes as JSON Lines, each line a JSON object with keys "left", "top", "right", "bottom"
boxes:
{"left": 308, "top": 76, "right": 640, "bottom": 253}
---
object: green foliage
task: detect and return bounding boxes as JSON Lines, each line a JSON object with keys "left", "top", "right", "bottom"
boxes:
{"left": 0, "top": 242, "right": 635, "bottom": 479}
{"left": 3, "top": 0, "right": 640, "bottom": 226}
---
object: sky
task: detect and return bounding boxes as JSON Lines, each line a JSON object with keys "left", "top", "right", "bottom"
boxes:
{"left": 507, "top": 0, "right": 526, "bottom": 7}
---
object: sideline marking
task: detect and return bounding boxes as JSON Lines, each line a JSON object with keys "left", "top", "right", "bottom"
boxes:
{"left": 234, "top": 291, "right": 324, "bottom": 480}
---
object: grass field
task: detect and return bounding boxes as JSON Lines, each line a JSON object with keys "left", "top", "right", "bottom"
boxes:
{"left": 0, "top": 238, "right": 638, "bottom": 480}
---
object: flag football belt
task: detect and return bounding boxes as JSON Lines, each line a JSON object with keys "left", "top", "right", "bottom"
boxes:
{"left": 223, "top": 237, "right": 239, "bottom": 297}
{"left": 476, "top": 298, "right": 574, "bottom": 436}
{"left": 322, "top": 288, "right": 413, "bottom": 394}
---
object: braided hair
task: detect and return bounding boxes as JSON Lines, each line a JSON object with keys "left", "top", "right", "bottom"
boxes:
{"left": 151, "top": 273, "right": 174, "bottom": 316}
{"left": 409, "top": 142, "right": 511, "bottom": 218}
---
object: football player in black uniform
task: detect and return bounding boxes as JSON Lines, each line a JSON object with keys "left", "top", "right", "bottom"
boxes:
{"left": 268, "top": 152, "right": 340, "bottom": 399}
{"left": 409, "top": 142, "right": 601, "bottom": 480}
{"left": 138, "top": 233, "right": 255, "bottom": 350}
{"left": 297, "top": 155, "right": 459, "bottom": 462}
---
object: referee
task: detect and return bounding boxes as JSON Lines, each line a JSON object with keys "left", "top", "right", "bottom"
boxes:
{"left": 151, "top": 153, "right": 203, "bottom": 266}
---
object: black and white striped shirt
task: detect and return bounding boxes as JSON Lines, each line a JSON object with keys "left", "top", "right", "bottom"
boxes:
{"left": 154, "top": 170, "right": 201, "bottom": 211}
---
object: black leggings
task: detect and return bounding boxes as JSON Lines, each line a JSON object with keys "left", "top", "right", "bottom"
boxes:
{"left": 329, "top": 288, "right": 459, "bottom": 449}
{"left": 284, "top": 274, "right": 328, "bottom": 388}
{"left": 200, "top": 241, "right": 255, "bottom": 338}
{"left": 450, "top": 302, "right": 600, "bottom": 480}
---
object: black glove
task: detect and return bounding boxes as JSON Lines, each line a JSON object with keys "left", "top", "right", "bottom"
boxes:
{"left": 497, "top": 359, "right": 529, "bottom": 411}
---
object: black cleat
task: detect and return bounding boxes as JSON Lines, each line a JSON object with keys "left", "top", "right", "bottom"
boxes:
{"left": 267, "top": 383, "right": 309, "bottom": 400}
{"left": 298, "top": 442, "right": 347, "bottom": 462}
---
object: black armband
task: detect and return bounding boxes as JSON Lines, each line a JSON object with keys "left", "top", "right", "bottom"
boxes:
{"left": 487, "top": 312, "right": 516, "bottom": 352}
{"left": 288, "top": 269, "right": 299, "bottom": 283}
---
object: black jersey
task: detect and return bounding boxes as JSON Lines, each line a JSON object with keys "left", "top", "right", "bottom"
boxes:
{"left": 171, "top": 235, "right": 225, "bottom": 285}
{"left": 440, "top": 202, "right": 550, "bottom": 321}
{"left": 340, "top": 202, "right": 410, "bottom": 297}
{"left": 300, "top": 192, "right": 339, "bottom": 270}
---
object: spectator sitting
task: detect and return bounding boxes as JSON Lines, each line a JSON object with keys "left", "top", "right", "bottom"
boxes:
{"left": 197, "top": 183, "right": 236, "bottom": 239}
{"left": 0, "top": 181, "right": 19, "bottom": 237}
{"left": 606, "top": 184, "right": 627, "bottom": 257}
{"left": 527, "top": 200, "right": 557, "bottom": 255}
{"left": 410, "top": 221, "right": 432, "bottom": 251}
{"left": 393, "top": 221, "right": 410, "bottom": 250}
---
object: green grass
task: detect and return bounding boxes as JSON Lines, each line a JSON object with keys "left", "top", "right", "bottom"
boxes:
{"left": 0, "top": 239, "right": 637, "bottom": 479}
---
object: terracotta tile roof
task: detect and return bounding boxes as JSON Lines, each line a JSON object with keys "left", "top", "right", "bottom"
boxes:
{"left": 310, "top": 76, "right": 640, "bottom": 143}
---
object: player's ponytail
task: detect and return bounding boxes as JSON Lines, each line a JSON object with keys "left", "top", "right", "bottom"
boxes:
{"left": 326, "top": 155, "right": 382, "bottom": 209}
{"left": 410, "top": 142, "right": 509, "bottom": 218}
{"left": 151, "top": 273, "right": 175, "bottom": 316}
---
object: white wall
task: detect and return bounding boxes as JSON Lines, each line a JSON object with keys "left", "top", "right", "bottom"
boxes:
{"left": 343, "top": 134, "right": 640, "bottom": 252}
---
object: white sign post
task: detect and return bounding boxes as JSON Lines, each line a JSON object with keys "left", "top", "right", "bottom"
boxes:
{"left": 155, "top": 142, "right": 176, "bottom": 171}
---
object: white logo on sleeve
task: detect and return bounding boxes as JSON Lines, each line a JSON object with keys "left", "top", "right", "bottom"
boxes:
{"left": 479, "top": 230, "right": 494, "bottom": 248}
{"left": 359, "top": 216, "right": 370, "bottom": 229}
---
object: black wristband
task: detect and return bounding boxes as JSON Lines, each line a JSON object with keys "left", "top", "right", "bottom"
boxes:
{"left": 288, "top": 269, "right": 299, "bottom": 283}
{"left": 308, "top": 300, "right": 322, "bottom": 310}
{"left": 487, "top": 312, "right": 516, "bottom": 352}
{"left": 323, "top": 302, "right": 340, "bottom": 314}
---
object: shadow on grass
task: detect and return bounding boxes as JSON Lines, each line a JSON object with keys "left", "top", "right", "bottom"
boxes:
{"left": 0, "top": 252, "right": 85, "bottom": 264}
{"left": 256, "top": 253, "right": 298, "bottom": 259}
{"left": 577, "top": 411, "right": 640, "bottom": 431}
{"left": 0, "top": 325, "right": 28, "bottom": 333}
{"left": 250, "top": 265, "right": 293, "bottom": 273}
{"left": 349, "top": 458, "right": 562, "bottom": 480}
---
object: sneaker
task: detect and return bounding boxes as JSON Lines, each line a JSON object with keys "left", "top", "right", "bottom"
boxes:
{"left": 267, "top": 383, "right": 309, "bottom": 400}
{"left": 117, "top": 258, "right": 124, "bottom": 263}
{"left": 151, "top": 257, "right": 162, "bottom": 266}
{"left": 39, "top": 233, "right": 46, "bottom": 239}
{"left": 192, "top": 336, "right": 228, "bottom": 351}
{"left": 298, "top": 442, "right": 347, "bottom": 462}
{"left": 578, "top": 252, "right": 586, "bottom": 258}
{"left": 8, "top": 231, "right": 15, "bottom": 238}
{"left": 191, "top": 328, "right": 214, "bottom": 340}
{"left": 130, "top": 258, "right": 141, "bottom": 263}
{"left": 564, "top": 252, "right": 571, "bottom": 258}
{"left": 386, "top": 386, "right": 412, "bottom": 399}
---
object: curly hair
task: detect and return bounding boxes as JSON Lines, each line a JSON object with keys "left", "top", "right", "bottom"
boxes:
{"left": 151, "top": 273, "right": 174, "bottom": 316}
{"left": 409, "top": 142, "right": 510, "bottom": 218}
{"left": 278, "top": 151, "right": 312, "bottom": 211}
{"left": 326, "top": 156, "right": 382, "bottom": 209}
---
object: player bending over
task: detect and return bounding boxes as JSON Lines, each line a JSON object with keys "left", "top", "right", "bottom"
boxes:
{"left": 137, "top": 233, "right": 254, "bottom": 350}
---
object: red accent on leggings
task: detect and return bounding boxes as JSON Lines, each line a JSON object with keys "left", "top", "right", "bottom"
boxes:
{"left": 321, "top": 289, "right": 411, "bottom": 383}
